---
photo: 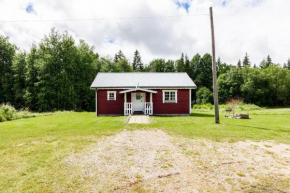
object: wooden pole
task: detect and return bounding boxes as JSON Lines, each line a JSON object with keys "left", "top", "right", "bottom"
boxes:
{"left": 209, "top": 7, "right": 220, "bottom": 124}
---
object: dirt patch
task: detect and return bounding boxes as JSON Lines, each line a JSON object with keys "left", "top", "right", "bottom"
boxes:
{"left": 63, "top": 130, "right": 290, "bottom": 192}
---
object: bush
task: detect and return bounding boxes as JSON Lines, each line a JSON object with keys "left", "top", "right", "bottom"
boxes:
{"left": 196, "top": 87, "right": 213, "bottom": 104}
{"left": 0, "top": 104, "right": 17, "bottom": 121}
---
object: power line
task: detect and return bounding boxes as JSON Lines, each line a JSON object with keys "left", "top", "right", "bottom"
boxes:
{"left": 0, "top": 14, "right": 209, "bottom": 23}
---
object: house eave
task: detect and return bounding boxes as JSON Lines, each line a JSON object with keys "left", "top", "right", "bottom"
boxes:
{"left": 90, "top": 86, "right": 197, "bottom": 90}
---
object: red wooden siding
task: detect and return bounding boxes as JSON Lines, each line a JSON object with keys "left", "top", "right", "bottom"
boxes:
{"left": 97, "top": 89, "right": 190, "bottom": 115}
{"left": 153, "top": 89, "right": 189, "bottom": 115}
{"left": 97, "top": 90, "right": 124, "bottom": 115}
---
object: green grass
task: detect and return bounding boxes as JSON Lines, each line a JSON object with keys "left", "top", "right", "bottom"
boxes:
{"left": 0, "top": 108, "right": 290, "bottom": 192}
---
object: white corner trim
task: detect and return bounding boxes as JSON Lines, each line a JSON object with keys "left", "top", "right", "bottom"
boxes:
{"left": 162, "top": 90, "right": 177, "bottom": 103}
{"left": 189, "top": 89, "right": 191, "bottom": 114}
{"left": 107, "top": 91, "right": 116, "bottom": 100}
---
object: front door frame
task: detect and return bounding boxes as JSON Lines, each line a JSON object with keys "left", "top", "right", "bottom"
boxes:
{"left": 131, "top": 93, "right": 145, "bottom": 113}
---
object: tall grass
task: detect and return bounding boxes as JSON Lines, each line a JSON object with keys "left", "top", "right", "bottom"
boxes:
{"left": 193, "top": 103, "right": 263, "bottom": 112}
{"left": 0, "top": 104, "right": 45, "bottom": 122}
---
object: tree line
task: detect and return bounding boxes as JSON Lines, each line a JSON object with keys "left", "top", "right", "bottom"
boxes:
{"left": 1, "top": 29, "right": 290, "bottom": 112}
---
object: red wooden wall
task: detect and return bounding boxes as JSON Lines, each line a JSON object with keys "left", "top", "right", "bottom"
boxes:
{"left": 97, "top": 90, "right": 124, "bottom": 115}
{"left": 97, "top": 89, "right": 190, "bottom": 115}
{"left": 153, "top": 89, "right": 190, "bottom": 115}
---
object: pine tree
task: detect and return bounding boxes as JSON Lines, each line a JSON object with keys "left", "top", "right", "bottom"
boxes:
{"left": 184, "top": 54, "right": 190, "bottom": 74}
{"left": 114, "top": 50, "right": 125, "bottom": 63}
{"left": 243, "top": 53, "right": 250, "bottom": 67}
{"left": 176, "top": 53, "right": 185, "bottom": 72}
{"left": 266, "top": 55, "right": 272, "bottom": 67}
{"left": 260, "top": 55, "right": 273, "bottom": 69}
{"left": 284, "top": 58, "right": 290, "bottom": 69}
{"left": 132, "top": 50, "right": 143, "bottom": 71}
{"left": 237, "top": 59, "right": 242, "bottom": 68}
{"left": 253, "top": 64, "right": 257, "bottom": 68}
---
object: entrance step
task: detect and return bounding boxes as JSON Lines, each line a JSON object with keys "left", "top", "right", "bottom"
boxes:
{"left": 127, "top": 115, "right": 151, "bottom": 124}
{"left": 133, "top": 111, "right": 143, "bottom": 115}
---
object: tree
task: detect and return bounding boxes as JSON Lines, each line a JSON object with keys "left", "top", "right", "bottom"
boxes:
{"left": 217, "top": 57, "right": 231, "bottom": 76}
{"left": 266, "top": 55, "right": 272, "bottom": 66}
{"left": 218, "top": 67, "right": 244, "bottom": 103}
{"left": 165, "top": 60, "right": 175, "bottom": 72}
{"left": 184, "top": 54, "right": 190, "bottom": 74}
{"left": 283, "top": 58, "right": 290, "bottom": 69}
{"left": 24, "top": 44, "right": 39, "bottom": 110}
{"left": 132, "top": 50, "right": 143, "bottom": 71}
{"left": 260, "top": 55, "right": 273, "bottom": 69}
{"left": 116, "top": 59, "right": 133, "bottom": 72}
{"left": 36, "top": 29, "right": 80, "bottom": 111}
{"left": 243, "top": 53, "right": 250, "bottom": 67}
{"left": 199, "top": 53, "right": 213, "bottom": 89}
{"left": 237, "top": 59, "right": 242, "bottom": 68}
{"left": 148, "top": 59, "right": 166, "bottom": 72}
{"left": 75, "top": 39, "right": 99, "bottom": 111}
{"left": 0, "top": 36, "right": 16, "bottom": 104}
{"left": 196, "top": 87, "right": 213, "bottom": 104}
{"left": 176, "top": 53, "right": 185, "bottom": 72}
{"left": 114, "top": 50, "right": 126, "bottom": 63}
{"left": 12, "top": 51, "right": 27, "bottom": 108}
{"left": 189, "top": 53, "right": 201, "bottom": 82}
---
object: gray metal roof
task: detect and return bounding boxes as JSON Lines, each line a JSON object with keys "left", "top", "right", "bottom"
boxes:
{"left": 90, "top": 73, "right": 196, "bottom": 88}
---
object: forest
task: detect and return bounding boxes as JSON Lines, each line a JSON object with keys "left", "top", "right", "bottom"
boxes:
{"left": 1, "top": 28, "right": 290, "bottom": 112}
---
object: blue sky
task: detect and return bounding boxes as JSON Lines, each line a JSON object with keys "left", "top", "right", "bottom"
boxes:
{"left": 25, "top": 3, "right": 35, "bottom": 14}
{"left": 0, "top": 0, "right": 289, "bottom": 65}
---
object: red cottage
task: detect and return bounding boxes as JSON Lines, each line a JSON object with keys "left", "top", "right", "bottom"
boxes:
{"left": 90, "top": 73, "right": 197, "bottom": 116}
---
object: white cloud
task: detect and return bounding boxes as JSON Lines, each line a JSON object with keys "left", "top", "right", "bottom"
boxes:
{"left": 0, "top": 0, "right": 289, "bottom": 65}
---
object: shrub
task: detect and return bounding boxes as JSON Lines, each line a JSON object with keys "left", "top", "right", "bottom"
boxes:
{"left": 196, "top": 87, "right": 213, "bottom": 104}
{"left": 0, "top": 104, "right": 17, "bottom": 121}
{"left": 226, "top": 98, "right": 244, "bottom": 115}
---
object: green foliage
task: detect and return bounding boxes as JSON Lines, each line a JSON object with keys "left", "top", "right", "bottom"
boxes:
{"left": 196, "top": 87, "right": 213, "bottom": 104}
{"left": 176, "top": 53, "right": 185, "bottom": 72}
{"left": 116, "top": 58, "right": 133, "bottom": 72}
{"left": 283, "top": 58, "right": 290, "bottom": 69}
{"left": 218, "top": 65, "right": 290, "bottom": 106}
{"left": 12, "top": 51, "right": 27, "bottom": 108}
{"left": 193, "top": 102, "right": 262, "bottom": 112}
{"left": 114, "top": 50, "right": 126, "bottom": 63}
{"left": 0, "top": 36, "right": 16, "bottom": 104}
{"left": 243, "top": 53, "right": 250, "bottom": 67}
{"left": 260, "top": 55, "right": 273, "bottom": 69}
{"left": 0, "top": 104, "right": 17, "bottom": 121}
{"left": 24, "top": 44, "right": 39, "bottom": 110}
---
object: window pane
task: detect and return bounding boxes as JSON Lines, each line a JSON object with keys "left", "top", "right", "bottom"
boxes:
{"left": 136, "top": 93, "right": 141, "bottom": 100}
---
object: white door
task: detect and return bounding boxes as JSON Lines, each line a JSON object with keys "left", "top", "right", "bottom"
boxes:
{"left": 132, "top": 93, "right": 145, "bottom": 112}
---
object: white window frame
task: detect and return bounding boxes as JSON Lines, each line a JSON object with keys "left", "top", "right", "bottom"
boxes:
{"left": 162, "top": 90, "right": 177, "bottom": 103}
{"left": 107, "top": 91, "right": 116, "bottom": 100}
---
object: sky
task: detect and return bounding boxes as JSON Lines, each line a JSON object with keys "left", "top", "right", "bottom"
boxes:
{"left": 0, "top": 0, "right": 289, "bottom": 65}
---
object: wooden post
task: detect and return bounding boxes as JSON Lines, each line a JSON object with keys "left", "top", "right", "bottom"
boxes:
{"left": 210, "top": 7, "right": 220, "bottom": 124}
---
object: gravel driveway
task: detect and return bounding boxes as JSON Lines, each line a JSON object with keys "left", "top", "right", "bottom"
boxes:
{"left": 64, "top": 130, "right": 290, "bottom": 192}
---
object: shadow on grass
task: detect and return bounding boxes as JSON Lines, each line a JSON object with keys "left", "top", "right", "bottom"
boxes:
{"left": 190, "top": 113, "right": 214, "bottom": 117}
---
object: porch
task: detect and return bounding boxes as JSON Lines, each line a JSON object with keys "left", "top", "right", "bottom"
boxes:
{"left": 120, "top": 88, "right": 157, "bottom": 116}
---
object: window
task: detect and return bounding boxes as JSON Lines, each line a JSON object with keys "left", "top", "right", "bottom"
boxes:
{"left": 136, "top": 93, "right": 141, "bottom": 100}
{"left": 107, "top": 91, "right": 116, "bottom": 100}
{"left": 163, "top": 90, "right": 177, "bottom": 103}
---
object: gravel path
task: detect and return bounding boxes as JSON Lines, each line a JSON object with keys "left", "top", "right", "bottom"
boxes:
{"left": 64, "top": 130, "right": 290, "bottom": 192}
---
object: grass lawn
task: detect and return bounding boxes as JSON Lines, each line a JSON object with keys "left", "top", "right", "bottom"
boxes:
{"left": 0, "top": 108, "right": 290, "bottom": 192}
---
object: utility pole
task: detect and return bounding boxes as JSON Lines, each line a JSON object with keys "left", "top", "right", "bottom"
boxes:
{"left": 209, "top": 7, "right": 220, "bottom": 124}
